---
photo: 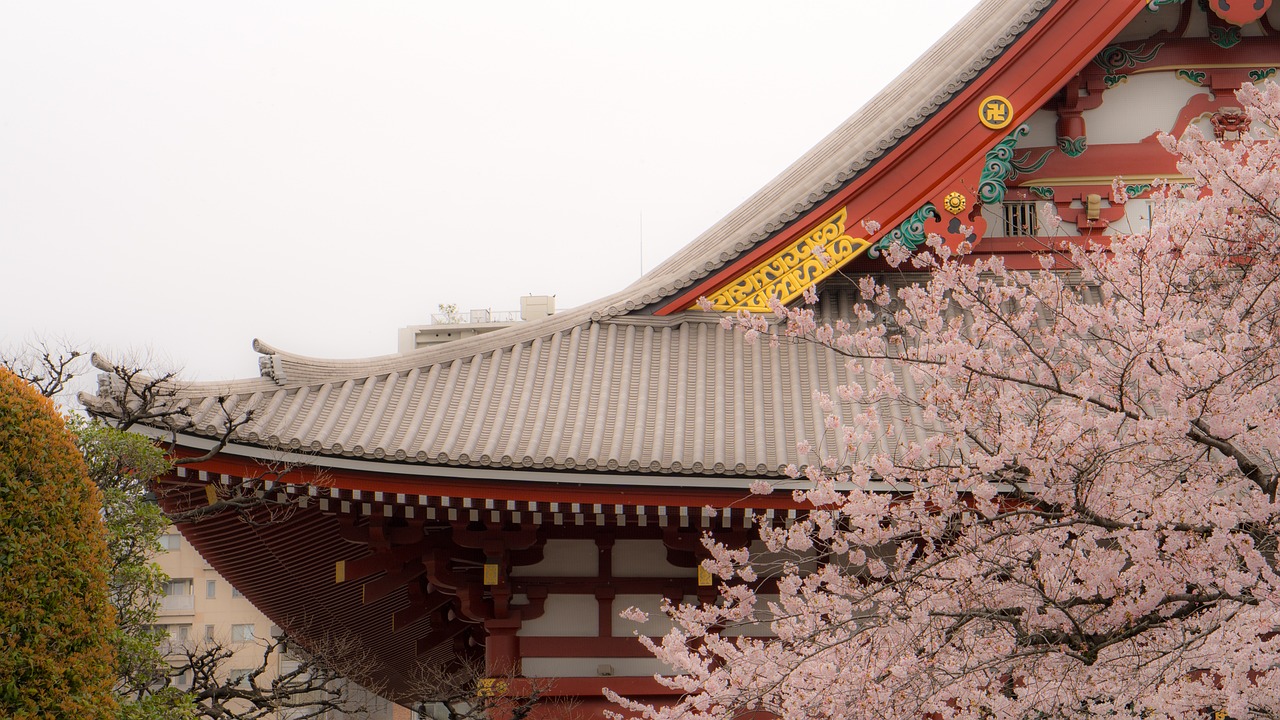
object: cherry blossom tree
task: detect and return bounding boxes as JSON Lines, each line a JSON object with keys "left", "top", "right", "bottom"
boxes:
{"left": 614, "top": 82, "right": 1280, "bottom": 720}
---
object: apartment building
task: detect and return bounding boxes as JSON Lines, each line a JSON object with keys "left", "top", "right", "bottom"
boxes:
{"left": 154, "top": 529, "right": 412, "bottom": 719}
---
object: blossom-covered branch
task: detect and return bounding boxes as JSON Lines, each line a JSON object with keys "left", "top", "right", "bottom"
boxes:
{"left": 616, "top": 82, "right": 1280, "bottom": 720}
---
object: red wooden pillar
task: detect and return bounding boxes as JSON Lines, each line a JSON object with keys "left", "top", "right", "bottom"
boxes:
{"left": 484, "top": 616, "right": 522, "bottom": 676}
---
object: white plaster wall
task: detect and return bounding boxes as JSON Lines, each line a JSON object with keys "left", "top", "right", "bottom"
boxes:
{"left": 982, "top": 202, "right": 1008, "bottom": 237}
{"left": 523, "top": 657, "right": 671, "bottom": 679}
{"left": 612, "top": 539, "right": 696, "bottom": 578}
{"left": 1106, "top": 198, "right": 1153, "bottom": 235}
{"left": 519, "top": 594, "right": 598, "bottom": 637}
{"left": 510, "top": 539, "right": 597, "bottom": 577}
{"left": 612, "top": 594, "right": 677, "bottom": 638}
{"left": 1019, "top": 109, "right": 1057, "bottom": 149}
{"left": 1084, "top": 73, "right": 1206, "bottom": 145}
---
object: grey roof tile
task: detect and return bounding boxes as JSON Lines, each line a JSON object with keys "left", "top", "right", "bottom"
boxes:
{"left": 86, "top": 286, "right": 950, "bottom": 477}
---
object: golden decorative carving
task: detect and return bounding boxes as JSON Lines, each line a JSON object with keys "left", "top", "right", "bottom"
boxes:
{"left": 979, "top": 95, "right": 1014, "bottom": 130}
{"left": 943, "top": 191, "right": 967, "bottom": 215}
{"left": 703, "top": 207, "right": 871, "bottom": 312}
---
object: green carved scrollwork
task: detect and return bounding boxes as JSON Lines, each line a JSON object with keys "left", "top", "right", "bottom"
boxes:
{"left": 1251, "top": 68, "right": 1278, "bottom": 82}
{"left": 1146, "top": 0, "right": 1185, "bottom": 11}
{"left": 1029, "top": 186, "right": 1055, "bottom": 200}
{"left": 1210, "top": 23, "right": 1242, "bottom": 49}
{"left": 1125, "top": 183, "right": 1154, "bottom": 198}
{"left": 978, "top": 125, "right": 1031, "bottom": 207}
{"left": 1057, "top": 136, "right": 1088, "bottom": 158}
{"left": 1011, "top": 149, "right": 1054, "bottom": 179}
{"left": 1176, "top": 69, "right": 1207, "bottom": 85}
{"left": 1094, "top": 43, "right": 1164, "bottom": 87}
{"left": 868, "top": 203, "right": 940, "bottom": 258}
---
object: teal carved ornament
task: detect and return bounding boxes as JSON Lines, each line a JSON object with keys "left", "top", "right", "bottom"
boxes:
{"left": 1092, "top": 42, "right": 1164, "bottom": 88}
{"left": 869, "top": 124, "right": 1038, "bottom": 258}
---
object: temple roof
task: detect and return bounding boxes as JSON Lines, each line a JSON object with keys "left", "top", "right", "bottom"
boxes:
{"left": 83, "top": 0, "right": 1135, "bottom": 479}
{"left": 93, "top": 287, "right": 938, "bottom": 478}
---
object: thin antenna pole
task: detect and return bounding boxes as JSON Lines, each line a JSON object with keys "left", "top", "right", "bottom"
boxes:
{"left": 639, "top": 210, "right": 645, "bottom": 277}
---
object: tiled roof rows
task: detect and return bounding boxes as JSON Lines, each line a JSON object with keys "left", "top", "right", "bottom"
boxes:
{"left": 90, "top": 289, "right": 942, "bottom": 476}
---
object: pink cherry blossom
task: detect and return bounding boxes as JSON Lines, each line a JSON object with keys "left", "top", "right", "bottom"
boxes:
{"left": 1112, "top": 176, "right": 1129, "bottom": 204}
{"left": 615, "top": 82, "right": 1280, "bottom": 720}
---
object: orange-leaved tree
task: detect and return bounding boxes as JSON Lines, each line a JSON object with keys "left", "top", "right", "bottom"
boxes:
{"left": 0, "top": 367, "right": 117, "bottom": 718}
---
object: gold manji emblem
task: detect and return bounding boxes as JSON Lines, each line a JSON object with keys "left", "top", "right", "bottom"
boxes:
{"left": 979, "top": 95, "right": 1013, "bottom": 129}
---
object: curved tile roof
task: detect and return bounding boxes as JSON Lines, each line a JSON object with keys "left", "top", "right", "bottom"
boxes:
{"left": 84, "top": 0, "right": 1056, "bottom": 477}
{"left": 88, "top": 289, "right": 939, "bottom": 477}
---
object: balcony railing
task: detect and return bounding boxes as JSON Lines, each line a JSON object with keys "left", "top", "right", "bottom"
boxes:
{"left": 158, "top": 594, "right": 194, "bottom": 613}
{"left": 430, "top": 309, "right": 521, "bottom": 325}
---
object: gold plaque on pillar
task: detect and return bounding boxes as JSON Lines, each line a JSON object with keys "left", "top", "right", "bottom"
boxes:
{"left": 483, "top": 563, "right": 500, "bottom": 586}
{"left": 697, "top": 566, "right": 713, "bottom": 587}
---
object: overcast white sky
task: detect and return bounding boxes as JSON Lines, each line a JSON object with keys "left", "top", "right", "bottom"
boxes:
{"left": 2, "top": 1, "right": 980, "bottom": 381}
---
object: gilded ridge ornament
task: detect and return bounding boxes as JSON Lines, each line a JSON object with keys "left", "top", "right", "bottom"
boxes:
{"left": 704, "top": 207, "right": 871, "bottom": 312}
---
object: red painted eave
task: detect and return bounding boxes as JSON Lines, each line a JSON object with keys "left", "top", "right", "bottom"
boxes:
{"left": 167, "top": 444, "right": 807, "bottom": 510}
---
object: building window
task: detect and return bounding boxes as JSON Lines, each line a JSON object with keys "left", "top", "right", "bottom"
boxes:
{"left": 229, "top": 668, "right": 253, "bottom": 687}
{"left": 1003, "top": 201, "right": 1039, "bottom": 237}
{"left": 163, "top": 579, "right": 192, "bottom": 596}
{"left": 206, "top": 580, "right": 217, "bottom": 599}
{"left": 158, "top": 534, "right": 181, "bottom": 552}
{"left": 204, "top": 624, "right": 215, "bottom": 642}
{"left": 231, "top": 624, "right": 255, "bottom": 643}
{"left": 176, "top": 625, "right": 190, "bottom": 643}
{"left": 174, "top": 670, "right": 189, "bottom": 688}
{"left": 231, "top": 586, "right": 244, "bottom": 599}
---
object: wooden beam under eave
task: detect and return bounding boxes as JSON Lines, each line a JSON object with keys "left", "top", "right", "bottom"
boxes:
{"left": 334, "top": 541, "right": 428, "bottom": 585}
{"left": 392, "top": 593, "right": 453, "bottom": 632}
{"left": 519, "top": 635, "right": 652, "bottom": 658}
{"left": 362, "top": 562, "right": 427, "bottom": 605}
{"left": 415, "top": 623, "right": 471, "bottom": 656}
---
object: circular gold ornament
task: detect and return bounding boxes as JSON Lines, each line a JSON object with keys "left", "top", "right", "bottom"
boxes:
{"left": 943, "top": 192, "right": 967, "bottom": 215}
{"left": 979, "top": 95, "right": 1014, "bottom": 130}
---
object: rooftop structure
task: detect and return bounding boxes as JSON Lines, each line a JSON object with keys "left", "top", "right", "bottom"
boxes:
{"left": 397, "top": 296, "right": 557, "bottom": 352}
